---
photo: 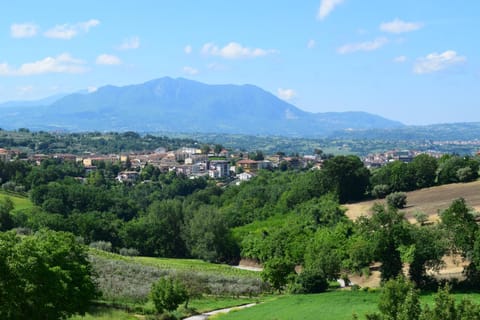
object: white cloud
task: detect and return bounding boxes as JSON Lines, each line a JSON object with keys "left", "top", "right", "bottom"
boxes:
{"left": 277, "top": 88, "right": 296, "bottom": 101}
{"left": 307, "top": 39, "right": 316, "bottom": 49}
{"left": 0, "top": 53, "right": 87, "bottom": 76}
{"left": 317, "top": 0, "right": 344, "bottom": 20}
{"left": 11, "top": 23, "right": 38, "bottom": 38}
{"left": 96, "top": 54, "right": 122, "bottom": 65}
{"left": 182, "top": 66, "right": 199, "bottom": 75}
{"left": 119, "top": 36, "right": 140, "bottom": 50}
{"left": 44, "top": 19, "right": 100, "bottom": 39}
{"left": 201, "top": 42, "right": 277, "bottom": 59}
{"left": 414, "top": 50, "right": 466, "bottom": 74}
{"left": 337, "top": 37, "right": 388, "bottom": 54}
{"left": 184, "top": 45, "right": 192, "bottom": 54}
{"left": 87, "top": 86, "right": 98, "bottom": 93}
{"left": 394, "top": 55, "right": 407, "bottom": 63}
{"left": 380, "top": 18, "right": 423, "bottom": 34}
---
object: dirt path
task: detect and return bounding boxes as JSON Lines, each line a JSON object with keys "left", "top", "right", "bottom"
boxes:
{"left": 183, "top": 303, "right": 257, "bottom": 320}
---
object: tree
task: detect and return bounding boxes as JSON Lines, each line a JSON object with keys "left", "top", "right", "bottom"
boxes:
{"left": 407, "top": 225, "right": 447, "bottom": 286}
{"left": 183, "top": 206, "right": 238, "bottom": 263}
{"left": 261, "top": 256, "right": 295, "bottom": 292}
{"left": 378, "top": 277, "right": 419, "bottom": 320}
{"left": 150, "top": 276, "right": 188, "bottom": 314}
{"left": 358, "top": 204, "right": 411, "bottom": 281}
{"left": 440, "top": 198, "right": 478, "bottom": 258}
{"left": 0, "top": 197, "right": 14, "bottom": 231}
{"left": 321, "top": 155, "right": 370, "bottom": 203}
{"left": 0, "top": 230, "right": 98, "bottom": 319}
{"left": 410, "top": 154, "right": 438, "bottom": 189}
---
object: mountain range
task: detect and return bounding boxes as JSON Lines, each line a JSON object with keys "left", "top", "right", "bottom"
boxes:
{"left": 0, "top": 77, "right": 404, "bottom": 136}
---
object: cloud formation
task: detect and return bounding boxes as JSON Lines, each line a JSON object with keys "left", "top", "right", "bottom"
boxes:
{"left": 317, "top": 0, "right": 344, "bottom": 20}
{"left": 44, "top": 19, "right": 100, "bottom": 39}
{"left": 182, "top": 66, "right": 199, "bottom": 75}
{"left": 337, "top": 37, "right": 388, "bottom": 54}
{"left": 414, "top": 50, "right": 466, "bottom": 74}
{"left": 119, "top": 36, "right": 140, "bottom": 50}
{"left": 96, "top": 54, "right": 122, "bottom": 65}
{"left": 11, "top": 23, "right": 38, "bottom": 38}
{"left": 277, "top": 88, "right": 296, "bottom": 100}
{"left": 380, "top": 18, "right": 423, "bottom": 34}
{"left": 0, "top": 53, "right": 87, "bottom": 76}
{"left": 201, "top": 42, "right": 276, "bottom": 59}
{"left": 307, "top": 39, "right": 316, "bottom": 49}
{"left": 184, "top": 45, "right": 192, "bottom": 54}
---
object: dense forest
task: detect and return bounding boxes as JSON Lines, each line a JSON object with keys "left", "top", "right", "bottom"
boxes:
{"left": 2, "top": 133, "right": 480, "bottom": 318}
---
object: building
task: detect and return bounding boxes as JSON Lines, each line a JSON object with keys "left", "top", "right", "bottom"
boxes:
{"left": 116, "top": 171, "right": 140, "bottom": 183}
{"left": 237, "top": 159, "right": 259, "bottom": 173}
{"left": 209, "top": 160, "right": 230, "bottom": 178}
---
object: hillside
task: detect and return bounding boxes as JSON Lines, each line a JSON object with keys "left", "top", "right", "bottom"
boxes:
{"left": 0, "top": 77, "right": 403, "bottom": 136}
{"left": 344, "top": 180, "right": 480, "bottom": 222}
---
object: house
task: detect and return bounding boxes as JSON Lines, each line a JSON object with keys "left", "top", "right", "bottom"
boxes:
{"left": 116, "top": 171, "right": 140, "bottom": 183}
{"left": 238, "top": 172, "right": 255, "bottom": 181}
{"left": 237, "top": 159, "right": 259, "bottom": 173}
{"left": 0, "top": 148, "right": 12, "bottom": 162}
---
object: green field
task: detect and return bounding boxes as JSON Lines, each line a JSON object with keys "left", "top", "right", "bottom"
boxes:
{"left": 91, "top": 249, "right": 259, "bottom": 279}
{"left": 0, "top": 191, "right": 33, "bottom": 213}
{"left": 215, "top": 290, "right": 480, "bottom": 320}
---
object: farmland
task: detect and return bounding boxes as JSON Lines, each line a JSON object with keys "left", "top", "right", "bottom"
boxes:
{"left": 344, "top": 180, "right": 480, "bottom": 222}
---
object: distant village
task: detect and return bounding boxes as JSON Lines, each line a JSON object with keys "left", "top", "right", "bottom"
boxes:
{"left": 0, "top": 146, "right": 450, "bottom": 184}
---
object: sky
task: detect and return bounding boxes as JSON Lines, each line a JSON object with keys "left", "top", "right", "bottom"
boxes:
{"left": 1, "top": 0, "right": 479, "bottom": 125}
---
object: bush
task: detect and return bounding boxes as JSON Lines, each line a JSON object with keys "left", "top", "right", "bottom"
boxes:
{"left": 119, "top": 247, "right": 139, "bottom": 256}
{"left": 386, "top": 192, "right": 407, "bottom": 209}
{"left": 150, "top": 277, "right": 188, "bottom": 314}
{"left": 371, "top": 184, "right": 390, "bottom": 199}
{"left": 290, "top": 269, "right": 328, "bottom": 294}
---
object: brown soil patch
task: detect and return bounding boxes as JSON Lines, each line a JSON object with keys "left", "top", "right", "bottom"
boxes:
{"left": 343, "top": 181, "right": 480, "bottom": 287}
{"left": 344, "top": 180, "right": 480, "bottom": 222}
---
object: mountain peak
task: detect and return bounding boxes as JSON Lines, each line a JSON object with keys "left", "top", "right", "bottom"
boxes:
{"left": 0, "top": 77, "right": 403, "bottom": 135}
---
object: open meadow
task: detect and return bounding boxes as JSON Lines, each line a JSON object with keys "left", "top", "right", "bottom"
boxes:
{"left": 0, "top": 190, "right": 33, "bottom": 213}
{"left": 214, "top": 290, "right": 480, "bottom": 320}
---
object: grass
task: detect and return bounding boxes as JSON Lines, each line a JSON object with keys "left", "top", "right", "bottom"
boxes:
{"left": 0, "top": 190, "right": 34, "bottom": 213}
{"left": 214, "top": 290, "right": 480, "bottom": 320}
{"left": 69, "top": 307, "right": 138, "bottom": 320}
{"left": 91, "top": 249, "right": 259, "bottom": 279}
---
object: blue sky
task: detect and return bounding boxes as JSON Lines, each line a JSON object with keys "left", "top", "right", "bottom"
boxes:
{"left": 1, "top": 0, "right": 479, "bottom": 125}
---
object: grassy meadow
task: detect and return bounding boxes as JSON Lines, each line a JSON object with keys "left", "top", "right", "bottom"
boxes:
{"left": 214, "top": 290, "right": 480, "bottom": 320}
{"left": 0, "top": 190, "right": 33, "bottom": 213}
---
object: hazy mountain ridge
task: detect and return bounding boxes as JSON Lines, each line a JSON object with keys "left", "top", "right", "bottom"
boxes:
{"left": 0, "top": 77, "right": 403, "bottom": 136}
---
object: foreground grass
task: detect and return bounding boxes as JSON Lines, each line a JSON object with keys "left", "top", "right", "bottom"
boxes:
{"left": 69, "top": 307, "right": 138, "bottom": 320}
{"left": 0, "top": 190, "right": 33, "bottom": 213}
{"left": 215, "top": 290, "right": 480, "bottom": 320}
{"left": 69, "top": 297, "right": 262, "bottom": 319}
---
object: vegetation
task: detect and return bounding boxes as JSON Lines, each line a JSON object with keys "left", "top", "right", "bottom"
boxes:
{"left": 0, "top": 230, "right": 98, "bottom": 320}
{"left": 2, "top": 130, "right": 480, "bottom": 318}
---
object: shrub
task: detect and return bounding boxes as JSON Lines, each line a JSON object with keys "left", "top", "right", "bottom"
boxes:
{"left": 89, "top": 241, "right": 112, "bottom": 252}
{"left": 150, "top": 277, "right": 188, "bottom": 314}
{"left": 386, "top": 192, "right": 407, "bottom": 209}
{"left": 372, "top": 184, "right": 390, "bottom": 199}
{"left": 290, "top": 269, "right": 328, "bottom": 294}
{"left": 119, "top": 247, "right": 139, "bottom": 256}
